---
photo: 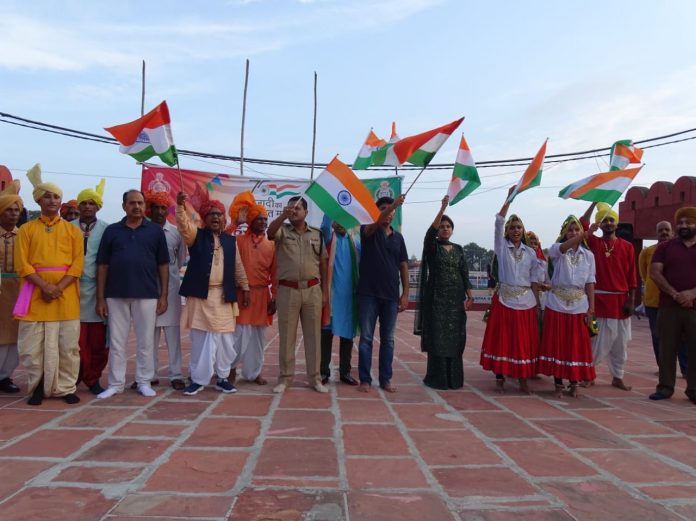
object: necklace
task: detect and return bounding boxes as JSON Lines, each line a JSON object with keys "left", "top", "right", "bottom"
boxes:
{"left": 509, "top": 246, "right": 524, "bottom": 263}
{"left": 603, "top": 238, "right": 616, "bottom": 257}
{"left": 39, "top": 215, "right": 60, "bottom": 233}
{"left": 250, "top": 233, "right": 264, "bottom": 249}
{"left": 567, "top": 248, "right": 581, "bottom": 267}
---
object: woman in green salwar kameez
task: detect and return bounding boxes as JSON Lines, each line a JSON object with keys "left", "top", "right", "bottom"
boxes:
{"left": 414, "top": 195, "right": 474, "bottom": 390}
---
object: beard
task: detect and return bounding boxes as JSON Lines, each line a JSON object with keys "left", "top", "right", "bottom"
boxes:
{"left": 678, "top": 228, "right": 696, "bottom": 240}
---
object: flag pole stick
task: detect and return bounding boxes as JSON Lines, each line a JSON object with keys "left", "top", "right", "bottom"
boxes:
{"left": 310, "top": 71, "right": 318, "bottom": 181}
{"left": 240, "top": 58, "right": 250, "bottom": 176}
{"left": 140, "top": 60, "right": 146, "bottom": 117}
{"left": 404, "top": 166, "right": 427, "bottom": 196}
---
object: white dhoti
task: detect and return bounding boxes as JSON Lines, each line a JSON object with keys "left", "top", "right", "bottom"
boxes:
{"left": 189, "top": 328, "right": 236, "bottom": 385}
{"left": 17, "top": 320, "right": 80, "bottom": 396}
{"left": 153, "top": 325, "right": 183, "bottom": 381}
{"left": 0, "top": 343, "right": 19, "bottom": 380}
{"left": 105, "top": 298, "right": 157, "bottom": 391}
{"left": 591, "top": 317, "right": 632, "bottom": 379}
{"left": 231, "top": 324, "right": 267, "bottom": 380}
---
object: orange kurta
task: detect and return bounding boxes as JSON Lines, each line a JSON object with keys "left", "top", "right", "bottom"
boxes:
{"left": 236, "top": 233, "right": 276, "bottom": 326}
{"left": 14, "top": 216, "right": 83, "bottom": 322}
{"left": 0, "top": 227, "right": 20, "bottom": 343}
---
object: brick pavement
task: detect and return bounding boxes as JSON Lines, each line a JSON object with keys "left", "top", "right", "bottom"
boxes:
{"left": 2, "top": 312, "right": 696, "bottom": 520}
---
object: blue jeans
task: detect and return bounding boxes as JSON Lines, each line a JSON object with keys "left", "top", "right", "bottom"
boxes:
{"left": 646, "top": 306, "right": 688, "bottom": 374}
{"left": 358, "top": 295, "right": 398, "bottom": 387}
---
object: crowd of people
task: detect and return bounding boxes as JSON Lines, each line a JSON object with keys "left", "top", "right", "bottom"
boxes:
{"left": 0, "top": 164, "right": 695, "bottom": 407}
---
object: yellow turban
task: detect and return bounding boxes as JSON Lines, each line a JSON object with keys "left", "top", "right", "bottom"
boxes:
{"left": 0, "top": 179, "right": 24, "bottom": 214}
{"left": 27, "top": 164, "right": 63, "bottom": 202}
{"left": 675, "top": 207, "right": 696, "bottom": 223}
{"left": 77, "top": 178, "right": 106, "bottom": 209}
{"left": 595, "top": 202, "right": 619, "bottom": 225}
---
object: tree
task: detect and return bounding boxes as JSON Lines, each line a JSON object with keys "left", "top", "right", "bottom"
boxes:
{"left": 461, "top": 242, "right": 494, "bottom": 271}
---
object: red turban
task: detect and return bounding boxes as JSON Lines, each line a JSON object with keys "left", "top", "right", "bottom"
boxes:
{"left": 246, "top": 203, "right": 268, "bottom": 226}
{"left": 144, "top": 190, "right": 173, "bottom": 217}
{"left": 60, "top": 199, "right": 78, "bottom": 218}
{"left": 199, "top": 199, "right": 226, "bottom": 221}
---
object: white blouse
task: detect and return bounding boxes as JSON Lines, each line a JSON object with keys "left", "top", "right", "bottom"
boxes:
{"left": 546, "top": 242, "right": 596, "bottom": 314}
{"left": 494, "top": 213, "right": 545, "bottom": 310}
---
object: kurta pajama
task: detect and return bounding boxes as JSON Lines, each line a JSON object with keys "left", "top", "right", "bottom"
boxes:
{"left": 177, "top": 207, "right": 249, "bottom": 386}
{"left": 232, "top": 232, "right": 275, "bottom": 381}
{"left": 15, "top": 216, "right": 83, "bottom": 396}
{"left": 0, "top": 227, "right": 20, "bottom": 381}
{"left": 72, "top": 218, "right": 109, "bottom": 388}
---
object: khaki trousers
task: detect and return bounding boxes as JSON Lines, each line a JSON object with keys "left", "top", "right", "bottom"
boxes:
{"left": 276, "top": 284, "right": 321, "bottom": 386}
{"left": 18, "top": 320, "right": 80, "bottom": 397}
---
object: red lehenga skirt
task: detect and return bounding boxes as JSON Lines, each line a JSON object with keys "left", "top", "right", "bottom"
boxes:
{"left": 480, "top": 295, "right": 539, "bottom": 378}
{"left": 538, "top": 307, "right": 596, "bottom": 381}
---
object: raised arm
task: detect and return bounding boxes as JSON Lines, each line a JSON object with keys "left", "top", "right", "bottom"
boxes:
{"left": 581, "top": 202, "right": 598, "bottom": 224}
{"left": 363, "top": 194, "right": 405, "bottom": 238}
{"left": 175, "top": 192, "right": 198, "bottom": 247}
{"left": 498, "top": 186, "right": 516, "bottom": 219}
{"left": 431, "top": 195, "right": 449, "bottom": 230}
{"left": 267, "top": 205, "right": 293, "bottom": 240}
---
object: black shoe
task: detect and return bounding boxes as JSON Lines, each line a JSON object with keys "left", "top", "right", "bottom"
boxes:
{"left": 130, "top": 381, "right": 138, "bottom": 390}
{"left": 63, "top": 393, "right": 80, "bottom": 404}
{"left": 28, "top": 381, "right": 44, "bottom": 406}
{"left": 321, "top": 376, "right": 330, "bottom": 385}
{"left": 171, "top": 379, "right": 186, "bottom": 391}
{"left": 0, "top": 377, "right": 20, "bottom": 393}
{"left": 88, "top": 383, "right": 105, "bottom": 395}
{"left": 649, "top": 392, "right": 671, "bottom": 401}
{"left": 340, "top": 374, "right": 359, "bottom": 386}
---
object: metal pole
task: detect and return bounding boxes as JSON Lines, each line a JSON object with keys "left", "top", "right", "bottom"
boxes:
{"left": 240, "top": 59, "right": 250, "bottom": 176}
{"left": 310, "top": 71, "right": 318, "bottom": 180}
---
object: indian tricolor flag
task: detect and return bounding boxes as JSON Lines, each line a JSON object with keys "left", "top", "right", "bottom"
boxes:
{"left": 371, "top": 121, "right": 401, "bottom": 167}
{"left": 391, "top": 117, "right": 464, "bottom": 167}
{"left": 353, "top": 129, "right": 387, "bottom": 170}
{"left": 506, "top": 139, "right": 548, "bottom": 204}
{"left": 447, "top": 135, "right": 481, "bottom": 205}
{"left": 558, "top": 166, "right": 643, "bottom": 206}
{"left": 306, "top": 157, "right": 381, "bottom": 230}
{"left": 609, "top": 139, "right": 643, "bottom": 171}
{"left": 105, "top": 101, "right": 177, "bottom": 167}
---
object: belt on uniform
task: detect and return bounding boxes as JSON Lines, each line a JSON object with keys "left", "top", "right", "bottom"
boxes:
{"left": 498, "top": 283, "right": 530, "bottom": 300}
{"left": 551, "top": 286, "right": 585, "bottom": 305}
{"left": 278, "top": 278, "right": 320, "bottom": 289}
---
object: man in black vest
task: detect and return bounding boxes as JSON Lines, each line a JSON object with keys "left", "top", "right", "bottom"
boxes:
{"left": 175, "top": 192, "right": 249, "bottom": 396}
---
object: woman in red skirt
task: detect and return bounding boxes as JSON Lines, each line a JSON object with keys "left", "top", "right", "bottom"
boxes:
{"left": 480, "top": 187, "right": 545, "bottom": 393}
{"left": 538, "top": 215, "right": 597, "bottom": 397}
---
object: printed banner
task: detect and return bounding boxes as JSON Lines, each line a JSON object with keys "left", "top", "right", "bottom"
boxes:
{"left": 141, "top": 164, "right": 402, "bottom": 230}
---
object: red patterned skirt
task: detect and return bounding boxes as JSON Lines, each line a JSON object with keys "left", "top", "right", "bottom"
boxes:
{"left": 480, "top": 295, "right": 539, "bottom": 378}
{"left": 538, "top": 308, "right": 596, "bottom": 381}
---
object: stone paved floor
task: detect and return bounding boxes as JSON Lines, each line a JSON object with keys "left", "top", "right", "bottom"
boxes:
{"left": 2, "top": 312, "right": 696, "bottom": 521}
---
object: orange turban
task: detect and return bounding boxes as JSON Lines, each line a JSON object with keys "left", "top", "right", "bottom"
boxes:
{"left": 200, "top": 199, "right": 226, "bottom": 221}
{"left": 144, "top": 190, "right": 173, "bottom": 217}
{"left": 228, "top": 191, "right": 256, "bottom": 224}
{"left": 60, "top": 199, "right": 78, "bottom": 218}
{"left": 246, "top": 203, "right": 268, "bottom": 225}
{"left": 675, "top": 207, "right": 696, "bottom": 223}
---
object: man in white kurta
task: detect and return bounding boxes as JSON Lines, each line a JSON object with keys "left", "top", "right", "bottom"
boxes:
{"left": 146, "top": 191, "right": 187, "bottom": 390}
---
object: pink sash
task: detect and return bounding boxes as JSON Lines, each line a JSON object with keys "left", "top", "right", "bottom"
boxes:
{"left": 12, "top": 266, "right": 69, "bottom": 318}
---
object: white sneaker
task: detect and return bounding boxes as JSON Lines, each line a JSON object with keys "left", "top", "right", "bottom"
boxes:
{"left": 273, "top": 383, "right": 287, "bottom": 394}
{"left": 313, "top": 383, "right": 329, "bottom": 393}
{"left": 138, "top": 384, "right": 156, "bottom": 397}
{"left": 96, "top": 387, "right": 120, "bottom": 400}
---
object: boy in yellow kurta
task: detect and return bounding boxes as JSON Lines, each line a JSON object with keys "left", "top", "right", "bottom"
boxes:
{"left": 14, "top": 164, "right": 84, "bottom": 405}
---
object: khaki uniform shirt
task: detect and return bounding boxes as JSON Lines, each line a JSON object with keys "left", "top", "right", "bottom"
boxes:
{"left": 273, "top": 223, "right": 326, "bottom": 282}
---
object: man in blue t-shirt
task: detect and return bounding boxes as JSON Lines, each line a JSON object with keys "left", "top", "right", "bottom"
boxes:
{"left": 95, "top": 190, "right": 170, "bottom": 400}
{"left": 357, "top": 195, "right": 409, "bottom": 393}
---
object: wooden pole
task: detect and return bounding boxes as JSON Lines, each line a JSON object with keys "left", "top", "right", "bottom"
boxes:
{"left": 140, "top": 60, "right": 146, "bottom": 116}
{"left": 310, "top": 71, "right": 318, "bottom": 180}
{"left": 240, "top": 59, "right": 250, "bottom": 176}
{"left": 403, "top": 166, "right": 427, "bottom": 196}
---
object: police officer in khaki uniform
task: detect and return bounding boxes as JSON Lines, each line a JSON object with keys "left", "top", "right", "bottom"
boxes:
{"left": 267, "top": 196, "right": 328, "bottom": 393}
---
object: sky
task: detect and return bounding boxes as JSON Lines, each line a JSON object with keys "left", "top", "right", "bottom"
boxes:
{"left": 2, "top": 0, "right": 696, "bottom": 261}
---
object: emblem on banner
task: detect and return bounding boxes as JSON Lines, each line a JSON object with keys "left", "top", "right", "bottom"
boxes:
{"left": 148, "top": 172, "right": 171, "bottom": 193}
{"left": 374, "top": 181, "right": 394, "bottom": 200}
{"left": 259, "top": 183, "right": 302, "bottom": 198}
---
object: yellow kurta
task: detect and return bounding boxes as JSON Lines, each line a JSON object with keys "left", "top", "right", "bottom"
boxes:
{"left": 14, "top": 216, "right": 84, "bottom": 322}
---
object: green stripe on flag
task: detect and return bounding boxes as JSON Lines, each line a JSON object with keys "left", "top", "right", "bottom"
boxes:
{"left": 449, "top": 164, "right": 481, "bottom": 205}
{"left": 353, "top": 156, "right": 372, "bottom": 170}
{"left": 305, "top": 182, "right": 361, "bottom": 230}
{"left": 566, "top": 187, "right": 623, "bottom": 206}
{"left": 406, "top": 149, "right": 436, "bottom": 167}
{"left": 128, "top": 145, "right": 178, "bottom": 167}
